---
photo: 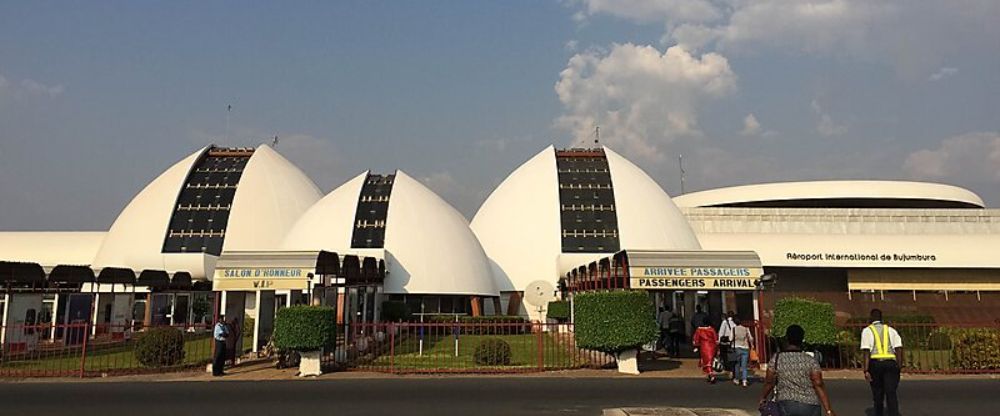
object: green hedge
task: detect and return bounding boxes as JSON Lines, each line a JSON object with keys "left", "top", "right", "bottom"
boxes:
{"left": 273, "top": 305, "right": 337, "bottom": 352}
{"left": 134, "top": 327, "right": 185, "bottom": 367}
{"left": 772, "top": 297, "right": 837, "bottom": 347}
{"left": 546, "top": 300, "right": 570, "bottom": 321}
{"left": 948, "top": 328, "right": 1000, "bottom": 370}
{"left": 574, "top": 291, "right": 657, "bottom": 354}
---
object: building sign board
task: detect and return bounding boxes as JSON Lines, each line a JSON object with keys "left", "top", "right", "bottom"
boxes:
{"left": 629, "top": 266, "right": 761, "bottom": 291}
{"left": 213, "top": 267, "right": 312, "bottom": 291}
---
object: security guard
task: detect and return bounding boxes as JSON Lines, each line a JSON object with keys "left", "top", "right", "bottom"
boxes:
{"left": 860, "top": 309, "right": 904, "bottom": 416}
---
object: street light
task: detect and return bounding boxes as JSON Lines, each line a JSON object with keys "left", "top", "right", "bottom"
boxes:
{"left": 755, "top": 273, "right": 777, "bottom": 289}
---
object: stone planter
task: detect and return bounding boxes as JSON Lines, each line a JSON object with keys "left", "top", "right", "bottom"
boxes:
{"left": 617, "top": 349, "right": 640, "bottom": 375}
{"left": 298, "top": 350, "right": 322, "bottom": 377}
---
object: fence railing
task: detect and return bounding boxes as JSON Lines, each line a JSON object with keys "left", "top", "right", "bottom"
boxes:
{"left": 0, "top": 323, "right": 214, "bottom": 378}
{"left": 759, "top": 323, "right": 1000, "bottom": 374}
{"left": 321, "top": 322, "right": 615, "bottom": 374}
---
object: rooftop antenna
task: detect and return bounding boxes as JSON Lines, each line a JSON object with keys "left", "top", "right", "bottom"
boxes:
{"left": 594, "top": 125, "right": 600, "bottom": 146}
{"left": 272, "top": 135, "right": 279, "bottom": 147}
{"left": 679, "top": 154, "right": 686, "bottom": 194}
{"left": 225, "top": 104, "right": 232, "bottom": 144}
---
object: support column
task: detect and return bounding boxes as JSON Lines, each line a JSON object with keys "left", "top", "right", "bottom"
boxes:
{"left": 470, "top": 296, "right": 482, "bottom": 317}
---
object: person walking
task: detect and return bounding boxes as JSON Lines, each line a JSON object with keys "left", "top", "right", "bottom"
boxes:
{"left": 212, "top": 318, "right": 230, "bottom": 377}
{"left": 861, "top": 309, "right": 903, "bottom": 416}
{"left": 667, "top": 313, "right": 684, "bottom": 357}
{"left": 656, "top": 305, "right": 674, "bottom": 353}
{"left": 759, "top": 324, "right": 836, "bottom": 416}
{"left": 718, "top": 311, "right": 736, "bottom": 379}
{"left": 690, "top": 304, "right": 710, "bottom": 332}
{"left": 731, "top": 316, "right": 754, "bottom": 387}
{"left": 692, "top": 320, "right": 719, "bottom": 383}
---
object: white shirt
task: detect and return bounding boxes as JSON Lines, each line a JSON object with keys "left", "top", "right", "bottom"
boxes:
{"left": 859, "top": 321, "right": 903, "bottom": 351}
{"left": 718, "top": 317, "right": 735, "bottom": 342}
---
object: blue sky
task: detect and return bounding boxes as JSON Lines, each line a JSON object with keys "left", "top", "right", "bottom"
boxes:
{"left": 1, "top": 1, "right": 998, "bottom": 230}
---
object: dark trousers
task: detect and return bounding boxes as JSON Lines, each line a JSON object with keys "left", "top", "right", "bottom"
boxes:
{"left": 778, "top": 401, "right": 822, "bottom": 416}
{"left": 666, "top": 332, "right": 681, "bottom": 356}
{"left": 718, "top": 344, "right": 732, "bottom": 372}
{"left": 213, "top": 339, "right": 227, "bottom": 376}
{"left": 869, "top": 359, "right": 901, "bottom": 416}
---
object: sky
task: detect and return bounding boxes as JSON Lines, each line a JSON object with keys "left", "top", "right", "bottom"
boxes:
{"left": 1, "top": 1, "right": 998, "bottom": 231}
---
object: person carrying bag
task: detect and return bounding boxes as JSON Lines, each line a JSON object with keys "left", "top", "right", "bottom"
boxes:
{"left": 758, "top": 325, "right": 836, "bottom": 416}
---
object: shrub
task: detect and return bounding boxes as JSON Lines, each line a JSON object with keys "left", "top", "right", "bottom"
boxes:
{"left": 191, "top": 296, "right": 210, "bottom": 324}
{"left": 381, "top": 301, "right": 412, "bottom": 322}
{"left": 949, "top": 328, "right": 1000, "bottom": 370}
{"left": 926, "top": 331, "right": 953, "bottom": 350}
{"left": 273, "top": 306, "right": 336, "bottom": 352}
{"left": 473, "top": 338, "right": 512, "bottom": 366}
{"left": 772, "top": 297, "right": 837, "bottom": 347}
{"left": 574, "top": 291, "right": 657, "bottom": 354}
{"left": 134, "top": 327, "right": 185, "bottom": 367}
{"left": 546, "top": 300, "right": 570, "bottom": 322}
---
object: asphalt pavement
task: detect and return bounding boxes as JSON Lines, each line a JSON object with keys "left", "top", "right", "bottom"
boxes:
{"left": 1, "top": 377, "right": 996, "bottom": 415}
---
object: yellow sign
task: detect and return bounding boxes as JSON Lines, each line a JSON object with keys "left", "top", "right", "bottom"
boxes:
{"left": 629, "top": 266, "right": 760, "bottom": 291}
{"left": 213, "top": 267, "right": 312, "bottom": 291}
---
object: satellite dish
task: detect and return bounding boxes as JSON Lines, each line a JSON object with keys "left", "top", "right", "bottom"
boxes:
{"left": 524, "top": 280, "right": 556, "bottom": 307}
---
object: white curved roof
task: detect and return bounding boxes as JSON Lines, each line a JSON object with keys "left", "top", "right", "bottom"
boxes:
{"left": 0, "top": 232, "right": 106, "bottom": 269}
{"left": 282, "top": 170, "right": 497, "bottom": 296}
{"left": 222, "top": 145, "right": 323, "bottom": 251}
{"left": 471, "top": 146, "right": 701, "bottom": 293}
{"left": 91, "top": 145, "right": 322, "bottom": 279}
{"left": 674, "top": 181, "right": 985, "bottom": 208}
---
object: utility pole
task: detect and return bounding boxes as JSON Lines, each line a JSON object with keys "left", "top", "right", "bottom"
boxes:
{"left": 679, "top": 154, "right": 686, "bottom": 194}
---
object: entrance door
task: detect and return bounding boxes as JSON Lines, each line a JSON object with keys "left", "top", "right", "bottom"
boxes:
{"left": 64, "top": 294, "right": 93, "bottom": 346}
{"left": 173, "top": 294, "right": 190, "bottom": 327}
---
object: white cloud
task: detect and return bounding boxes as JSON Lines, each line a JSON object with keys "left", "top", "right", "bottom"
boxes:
{"left": 928, "top": 67, "right": 959, "bottom": 82}
{"left": 740, "top": 113, "right": 761, "bottom": 136}
{"left": 904, "top": 131, "right": 1000, "bottom": 182}
{"left": 19, "top": 78, "right": 64, "bottom": 96}
{"left": 554, "top": 43, "right": 736, "bottom": 160}
{"left": 811, "top": 100, "right": 847, "bottom": 137}
{"left": 565, "top": 40, "right": 579, "bottom": 52}
{"left": 577, "top": 0, "right": 721, "bottom": 25}
{"left": 577, "top": 1, "right": 1000, "bottom": 80}
{"left": 0, "top": 71, "right": 64, "bottom": 98}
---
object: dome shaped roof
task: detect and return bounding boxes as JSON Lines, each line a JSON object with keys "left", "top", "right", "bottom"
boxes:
{"left": 471, "top": 146, "right": 701, "bottom": 293}
{"left": 92, "top": 144, "right": 322, "bottom": 278}
{"left": 673, "top": 180, "right": 985, "bottom": 209}
{"left": 282, "top": 170, "right": 497, "bottom": 296}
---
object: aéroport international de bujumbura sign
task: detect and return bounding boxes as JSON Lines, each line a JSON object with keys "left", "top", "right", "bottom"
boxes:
{"left": 629, "top": 267, "right": 760, "bottom": 291}
{"left": 213, "top": 268, "right": 312, "bottom": 291}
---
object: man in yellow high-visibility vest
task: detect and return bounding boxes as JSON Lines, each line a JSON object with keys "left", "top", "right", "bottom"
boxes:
{"left": 860, "top": 309, "right": 904, "bottom": 416}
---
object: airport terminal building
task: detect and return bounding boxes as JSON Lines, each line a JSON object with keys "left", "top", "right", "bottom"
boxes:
{"left": 3, "top": 143, "right": 1000, "bottom": 353}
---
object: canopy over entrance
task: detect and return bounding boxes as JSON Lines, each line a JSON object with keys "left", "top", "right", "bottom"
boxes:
{"left": 565, "top": 250, "right": 763, "bottom": 292}
{"left": 213, "top": 250, "right": 385, "bottom": 291}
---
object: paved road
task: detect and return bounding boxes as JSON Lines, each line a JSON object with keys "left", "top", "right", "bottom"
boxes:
{"left": 1, "top": 377, "right": 995, "bottom": 415}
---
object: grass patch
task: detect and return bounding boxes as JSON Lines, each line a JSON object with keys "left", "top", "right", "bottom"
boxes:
{"left": 1, "top": 333, "right": 213, "bottom": 374}
{"left": 368, "top": 332, "right": 605, "bottom": 371}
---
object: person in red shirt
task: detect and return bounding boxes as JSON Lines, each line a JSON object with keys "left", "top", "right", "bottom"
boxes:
{"left": 692, "top": 322, "right": 719, "bottom": 383}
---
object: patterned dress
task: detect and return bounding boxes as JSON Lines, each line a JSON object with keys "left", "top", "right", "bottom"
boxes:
{"left": 768, "top": 351, "right": 821, "bottom": 406}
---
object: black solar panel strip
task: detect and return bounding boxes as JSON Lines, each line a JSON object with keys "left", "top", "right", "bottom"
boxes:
{"left": 161, "top": 147, "right": 253, "bottom": 256}
{"left": 556, "top": 149, "right": 621, "bottom": 253}
{"left": 350, "top": 173, "right": 395, "bottom": 249}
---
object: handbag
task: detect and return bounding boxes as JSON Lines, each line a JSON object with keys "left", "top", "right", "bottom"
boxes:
{"left": 759, "top": 352, "right": 783, "bottom": 416}
{"left": 750, "top": 348, "right": 760, "bottom": 363}
{"left": 712, "top": 355, "right": 725, "bottom": 373}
